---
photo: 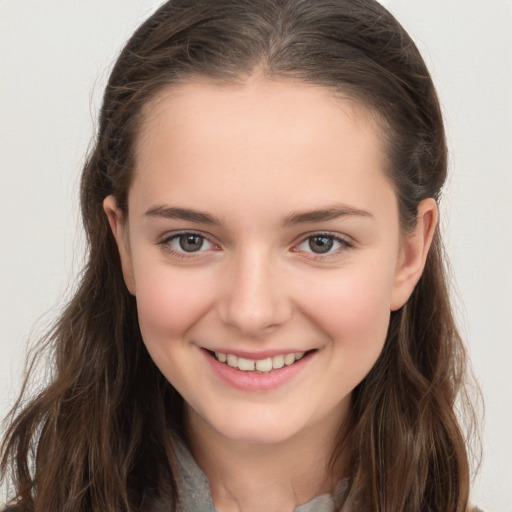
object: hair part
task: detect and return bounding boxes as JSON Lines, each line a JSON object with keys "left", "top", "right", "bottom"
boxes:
{"left": 2, "top": 1, "right": 480, "bottom": 511}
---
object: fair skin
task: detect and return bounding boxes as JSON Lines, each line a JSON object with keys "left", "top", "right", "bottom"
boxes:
{"left": 104, "top": 78, "right": 437, "bottom": 512}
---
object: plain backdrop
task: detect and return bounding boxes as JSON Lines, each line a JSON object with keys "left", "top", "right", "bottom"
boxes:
{"left": 1, "top": 1, "right": 511, "bottom": 510}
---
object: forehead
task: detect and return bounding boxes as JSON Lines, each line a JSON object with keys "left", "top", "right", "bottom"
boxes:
{"left": 130, "top": 78, "right": 395, "bottom": 222}
{"left": 136, "top": 77, "right": 383, "bottom": 158}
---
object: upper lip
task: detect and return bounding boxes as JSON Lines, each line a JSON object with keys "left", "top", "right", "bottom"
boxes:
{"left": 201, "top": 347, "right": 314, "bottom": 359}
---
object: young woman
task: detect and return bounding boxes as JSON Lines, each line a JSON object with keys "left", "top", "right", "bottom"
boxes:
{"left": 1, "top": 1, "right": 481, "bottom": 510}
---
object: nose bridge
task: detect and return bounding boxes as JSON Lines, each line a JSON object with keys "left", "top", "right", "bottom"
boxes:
{"left": 219, "top": 245, "right": 290, "bottom": 335}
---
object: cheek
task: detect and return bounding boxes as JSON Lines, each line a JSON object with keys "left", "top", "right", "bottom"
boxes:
{"left": 134, "top": 264, "right": 214, "bottom": 341}
{"left": 297, "top": 262, "right": 395, "bottom": 350}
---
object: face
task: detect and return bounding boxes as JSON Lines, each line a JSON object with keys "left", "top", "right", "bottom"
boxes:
{"left": 105, "top": 79, "right": 436, "bottom": 446}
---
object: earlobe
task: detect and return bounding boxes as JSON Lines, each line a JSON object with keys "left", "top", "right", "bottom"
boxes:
{"left": 390, "top": 198, "right": 438, "bottom": 311}
{"left": 103, "top": 195, "right": 136, "bottom": 295}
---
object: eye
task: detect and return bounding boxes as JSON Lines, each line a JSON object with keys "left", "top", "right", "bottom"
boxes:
{"left": 160, "top": 232, "right": 216, "bottom": 255}
{"left": 295, "top": 233, "right": 351, "bottom": 256}
{"left": 304, "top": 235, "right": 335, "bottom": 254}
{"left": 175, "top": 233, "right": 207, "bottom": 252}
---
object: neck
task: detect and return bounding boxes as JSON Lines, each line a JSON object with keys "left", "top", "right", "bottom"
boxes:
{"left": 185, "top": 406, "right": 350, "bottom": 512}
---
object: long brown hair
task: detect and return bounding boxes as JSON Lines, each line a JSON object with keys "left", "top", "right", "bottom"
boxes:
{"left": 1, "top": 1, "right": 479, "bottom": 510}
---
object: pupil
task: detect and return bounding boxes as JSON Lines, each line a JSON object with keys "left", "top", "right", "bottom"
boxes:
{"left": 179, "top": 234, "right": 203, "bottom": 252}
{"left": 309, "top": 236, "right": 333, "bottom": 254}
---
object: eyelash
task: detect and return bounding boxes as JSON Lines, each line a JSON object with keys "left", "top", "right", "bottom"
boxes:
{"left": 294, "top": 232, "right": 353, "bottom": 260}
{"left": 158, "top": 231, "right": 218, "bottom": 259}
{"left": 157, "top": 231, "right": 353, "bottom": 260}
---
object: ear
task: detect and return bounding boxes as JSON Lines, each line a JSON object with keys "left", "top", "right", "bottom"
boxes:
{"left": 103, "top": 195, "right": 136, "bottom": 295}
{"left": 390, "top": 198, "right": 438, "bottom": 311}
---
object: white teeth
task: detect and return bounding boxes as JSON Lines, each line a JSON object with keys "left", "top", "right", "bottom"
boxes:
{"left": 255, "top": 357, "right": 273, "bottom": 372}
{"left": 272, "top": 354, "right": 285, "bottom": 369}
{"left": 214, "top": 350, "right": 309, "bottom": 372}
{"left": 284, "top": 353, "right": 296, "bottom": 365}
{"left": 237, "top": 357, "right": 255, "bottom": 371}
{"left": 215, "top": 352, "right": 227, "bottom": 363}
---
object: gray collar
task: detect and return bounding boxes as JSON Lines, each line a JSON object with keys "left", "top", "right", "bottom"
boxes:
{"left": 172, "top": 434, "right": 349, "bottom": 512}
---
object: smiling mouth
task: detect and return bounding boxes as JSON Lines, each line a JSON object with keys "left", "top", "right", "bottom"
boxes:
{"left": 208, "top": 350, "right": 316, "bottom": 374}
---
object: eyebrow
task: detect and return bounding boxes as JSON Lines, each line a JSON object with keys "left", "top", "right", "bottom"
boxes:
{"left": 144, "top": 205, "right": 223, "bottom": 225}
{"left": 282, "top": 204, "right": 373, "bottom": 226}
{"left": 145, "top": 203, "right": 373, "bottom": 227}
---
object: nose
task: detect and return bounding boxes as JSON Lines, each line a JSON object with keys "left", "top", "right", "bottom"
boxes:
{"left": 218, "top": 249, "right": 292, "bottom": 336}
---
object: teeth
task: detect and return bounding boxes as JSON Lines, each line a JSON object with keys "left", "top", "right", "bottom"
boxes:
{"left": 284, "top": 353, "right": 296, "bottom": 365}
{"left": 272, "top": 354, "right": 285, "bottom": 369}
{"left": 213, "top": 350, "right": 308, "bottom": 372}
{"left": 255, "top": 357, "right": 273, "bottom": 372}
{"left": 215, "top": 352, "right": 227, "bottom": 363}
{"left": 237, "top": 357, "right": 255, "bottom": 371}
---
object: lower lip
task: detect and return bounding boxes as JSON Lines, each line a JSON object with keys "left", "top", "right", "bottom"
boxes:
{"left": 202, "top": 349, "right": 315, "bottom": 391}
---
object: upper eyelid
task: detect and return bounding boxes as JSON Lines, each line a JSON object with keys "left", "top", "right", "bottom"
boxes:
{"left": 295, "top": 231, "right": 353, "bottom": 245}
{"left": 159, "top": 229, "right": 214, "bottom": 242}
{"left": 293, "top": 234, "right": 354, "bottom": 261}
{"left": 158, "top": 231, "right": 219, "bottom": 259}
{"left": 158, "top": 230, "right": 217, "bottom": 253}
{"left": 157, "top": 230, "right": 353, "bottom": 249}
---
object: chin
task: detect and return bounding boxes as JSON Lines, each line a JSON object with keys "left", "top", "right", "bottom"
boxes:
{"left": 203, "top": 410, "right": 306, "bottom": 445}
{"left": 219, "top": 425, "right": 298, "bottom": 445}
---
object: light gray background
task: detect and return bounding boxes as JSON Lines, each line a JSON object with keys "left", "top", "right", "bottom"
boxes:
{"left": 1, "top": 1, "right": 511, "bottom": 510}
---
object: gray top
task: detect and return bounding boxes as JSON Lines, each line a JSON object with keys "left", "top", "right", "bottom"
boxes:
{"left": 0, "top": 438, "right": 484, "bottom": 512}
{"left": 172, "top": 435, "right": 350, "bottom": 512}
